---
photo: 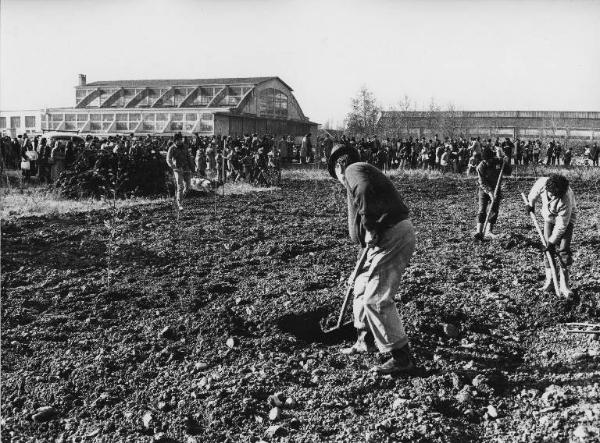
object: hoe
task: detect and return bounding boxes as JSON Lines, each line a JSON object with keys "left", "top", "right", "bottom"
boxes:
{"left": 320, "top": 246, "right": 371, "bottom": 334}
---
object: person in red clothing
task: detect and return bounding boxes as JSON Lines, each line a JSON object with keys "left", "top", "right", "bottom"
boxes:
{"left": 328, "top": 144, "right": 417, "bottom": 375}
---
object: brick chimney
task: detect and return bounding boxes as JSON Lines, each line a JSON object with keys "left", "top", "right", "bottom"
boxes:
{"left": 78, "top": 74, "right": 87, "bottom": 86}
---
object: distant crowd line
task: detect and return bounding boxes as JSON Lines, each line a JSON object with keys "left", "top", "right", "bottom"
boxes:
{"left": 329, "top": 135, "right": 600, "bottom": 173}
{"left": 1, "top": 132, "right": 598, "bottom": 186}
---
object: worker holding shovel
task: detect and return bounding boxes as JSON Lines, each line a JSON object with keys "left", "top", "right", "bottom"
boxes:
{"left": 524, "top": 174, "right": 577, "bottom": 298}
{"left": 327, "top": 144, "right": 416, "bottom": 375}
{"left": 473, "top": 147, "right": 509, "bottom": 240}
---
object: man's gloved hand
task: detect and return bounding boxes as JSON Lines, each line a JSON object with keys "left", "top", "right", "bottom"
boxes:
{"left": 524, "top": 204, "right": 534, "bottom": 215}
{"left": 365, "top": 229, "right": 380, "bottom": 247}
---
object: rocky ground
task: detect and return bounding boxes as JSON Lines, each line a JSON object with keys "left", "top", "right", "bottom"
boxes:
{"left": 2, "top": 172, "right": 600, "bottom": 442}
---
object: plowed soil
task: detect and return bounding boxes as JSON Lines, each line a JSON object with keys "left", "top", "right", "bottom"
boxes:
{"left": 2, "top": 173, "right": 600, "bottom": 442}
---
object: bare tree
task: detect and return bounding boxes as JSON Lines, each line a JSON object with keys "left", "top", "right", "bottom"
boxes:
{"left": 345, "top": 86, "right": 381, "bottom": 138}
{"left": 425, "top": 97, "right": 442, "bottom": 139}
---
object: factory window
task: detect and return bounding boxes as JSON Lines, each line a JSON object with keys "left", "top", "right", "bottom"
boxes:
{"left": 156, "top": 114, "right": 168, "bottom": 121}
{"left": 51, "top": 114, "right": 63, "bottom": 122}
{"left": 77, "top": 114, "right": 88, "bottom": 122}
{"left": 25, "top": 116, "right": 36, "bottom": 128}
{"left": 129, "top": 113, "right": 141, "bottom": 122}
{"left": 0, "top": 117, "right": 6, "bottom": 128}
{"left": 174, "top": 89, "right": 190, "bottom": 107}
{"left": 102, "top": 114, "right": 114, "bottom": 122}
{"left": 171, "top": 122, "right": 184, "bottom": 131}
{"left": 65, "top": 122, "right": 76, "bottom": 130}
{"left": 259, "top": 88, "right": 288, "bottom": 119}
{"left": 143, "top": 113, "right": 155, "bottom": 122}
{"left": 90, "top": 122, "right": 101, "bottom": 130}
{"left": 116, "top": 114, "right": 128, "bottom": 121}
{"left": 172, "top": 113, "right": 184, "bottom": 121}
{"left": 65, "top": 114, "right": 76, "bottom": 121}
{"left": 186, "top": 113, "right": 197, "bottom": 121}
{"left": 90, "top": 114, "right": 101, "bottom": 121}
{"left": 201, "top": 113, "right": 213, "bottom": 121}
{"left": 116, "top": 122, "right": 128, "bottom": 131}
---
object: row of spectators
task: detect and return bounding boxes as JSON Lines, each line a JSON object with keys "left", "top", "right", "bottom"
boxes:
{"left": 2, "top": 131, "right": 598, "bottom": 186}
{"left": 324, "top": 135, "right": 600, "bottom": 173}
{"left": 0, "top": 132, "right": 312, "bottom": 186}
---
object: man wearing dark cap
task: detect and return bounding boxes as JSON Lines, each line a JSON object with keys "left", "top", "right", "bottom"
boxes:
{"left": 327, "top": 144, "right": 417, "bottom": 375}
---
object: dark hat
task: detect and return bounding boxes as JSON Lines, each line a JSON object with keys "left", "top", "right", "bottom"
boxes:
{"left": 327, "top": 144, "right": 360, "bottom": 179}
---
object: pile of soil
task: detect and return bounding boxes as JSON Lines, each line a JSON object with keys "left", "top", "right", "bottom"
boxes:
{"left": 2, "top": 174, "right": 599, "bottom": 442}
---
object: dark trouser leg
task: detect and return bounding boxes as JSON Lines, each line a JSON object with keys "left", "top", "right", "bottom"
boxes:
{"left": 477, "top": 190, "right": 490, "bottom": 224}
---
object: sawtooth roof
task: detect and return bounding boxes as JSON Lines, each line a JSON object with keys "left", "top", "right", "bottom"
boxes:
{"left": 83, "top": 76, "right": 293, "bottom": 91}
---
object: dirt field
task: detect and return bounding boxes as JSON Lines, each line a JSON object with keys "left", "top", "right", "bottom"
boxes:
{"left": 2, "top": 170, "right": 600, "bottom": 442}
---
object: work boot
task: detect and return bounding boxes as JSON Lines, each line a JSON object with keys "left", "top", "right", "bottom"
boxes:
{"left": 472, "top": 223, "right": 484, "bottom": 240}
{"left": 484, "top": 224, "right": 499, "bottom": 239}
{"left": 371, "top": 345, "right": 415, "bottom": 375}
{"left": 541, "top": 268, "right": 553, "bottom": 292}
{"left": 559, "top": 267, "right": 574, "bottom": 299}
{"left": 340, "top": 329, "right": 376, "bottom": 355}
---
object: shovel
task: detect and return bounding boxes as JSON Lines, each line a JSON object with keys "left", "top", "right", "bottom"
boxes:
{"left": 481, "top": 160, "right": 506, "bottom": 237}
{"left": 520, "top": 192, "right": 561, "bottom": 297}
{"left": 320, "top": 246, "right": 371, "bottom": 333}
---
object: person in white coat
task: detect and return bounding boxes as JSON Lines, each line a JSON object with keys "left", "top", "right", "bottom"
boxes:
{"left": 525, "top": 174, "right": 577, "bottom": 298}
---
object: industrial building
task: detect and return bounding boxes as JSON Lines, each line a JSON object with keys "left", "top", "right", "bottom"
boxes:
{"left": 1, "top": 75, "right": 318, "bottom": 138}
{"left": 377, "top": 110, "right": 600, "bottom": 141}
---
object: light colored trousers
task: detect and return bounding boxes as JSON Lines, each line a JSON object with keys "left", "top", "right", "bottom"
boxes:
{"left": 353, "top": 219, "right": 416, "bottom": 353}
{"left": 173, "top": 170, "right": 191, "bottom": 204}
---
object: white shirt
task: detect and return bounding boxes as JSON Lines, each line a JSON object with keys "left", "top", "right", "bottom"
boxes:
{"left": 528, "top": 177, "right": 577, "bottom": 243}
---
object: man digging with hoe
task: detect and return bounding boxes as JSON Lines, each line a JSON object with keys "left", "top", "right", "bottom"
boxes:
{"left": 327, "top": 144, "right": 417, "bottom": 375}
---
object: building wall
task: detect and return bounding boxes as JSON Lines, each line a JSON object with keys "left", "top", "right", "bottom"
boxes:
{"left": 0, "top": 110, "right": 43, "bottom": 136}
{"left": 379, "top": 111, "right": 600, "bottom": 140}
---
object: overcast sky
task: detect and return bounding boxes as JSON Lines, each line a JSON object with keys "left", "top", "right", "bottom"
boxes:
{"left": 1, "top": 0, "right": 599, "bottom": 126}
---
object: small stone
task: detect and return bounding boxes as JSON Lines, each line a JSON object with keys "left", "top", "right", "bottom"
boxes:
{"left": 194, "top": 362, "right": 209, "bottom": 371}
{"left": 487, "top": 405, "right": 498, "bottom": 418}
{"left": 392, "top": 398, "right": 408, "bottom": 409}
{"left": 265, "top": 425, "right": 286, "bottom": 438}
{"left": 571, "top": 351, "right": 587, "bottom": 362}
{"left": 268, "top": 406, "right": 282, "bottom": 421}
{"left": 443, "top": 323, "right": 460, "bottom": 338}
{"left": 142, "top": 411, "right": 153, "bottom": 429}
{"left": 541, "top": 350, "right": 554, "bottom": 359}
{"left": 573, "top": 425, "right": 589, "bottom": 439}
{"left": 455, "top": 389, "right": 472, "bottom": 404}
{"left": 32, "top": 406, "right": 58, "bottom": 422}
{"left": 226, "top": 337, "right": 237, "bottom": 348}
{"left": 268, "top": 392, "right": 285, "bottom": 407}
{"left": 284, "top": 397, "right": 297, "bottom": 408}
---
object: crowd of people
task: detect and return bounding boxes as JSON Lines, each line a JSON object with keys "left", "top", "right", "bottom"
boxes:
{"left": 324, "top": 135, "right": 600, "bottom": 173}
{"left": 1, "top": 131, "right": 598, "bottom": 194}
{"left": 0, "top": 132, "right": 303, "bottom": 187}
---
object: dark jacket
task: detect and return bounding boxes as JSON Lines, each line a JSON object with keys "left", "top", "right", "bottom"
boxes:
{"left": 344, "top": 162, "right": 409, "bottom": 247}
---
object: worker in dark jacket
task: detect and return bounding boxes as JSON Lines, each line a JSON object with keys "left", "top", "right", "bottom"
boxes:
{"left": 166, "top": 132, "right": 194, "bottom": 210}
{"left": 328, "top": 144, "right": 416, "bottom": 375}
{"left": 473, "top": 148, "right": 507, "bottom": 239}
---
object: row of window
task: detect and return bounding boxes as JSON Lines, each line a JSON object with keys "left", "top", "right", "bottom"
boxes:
{"left": 75, "top": 86, "right": 253, "bottom": 108}
{"left": 41, "top": 112, "right": 215, "bottom": 132}
{"left": 0, "top": 116, "right": 37, "bottom": 129}
{"left": 258, "top": 88, "right": 288, "bottom": 119}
